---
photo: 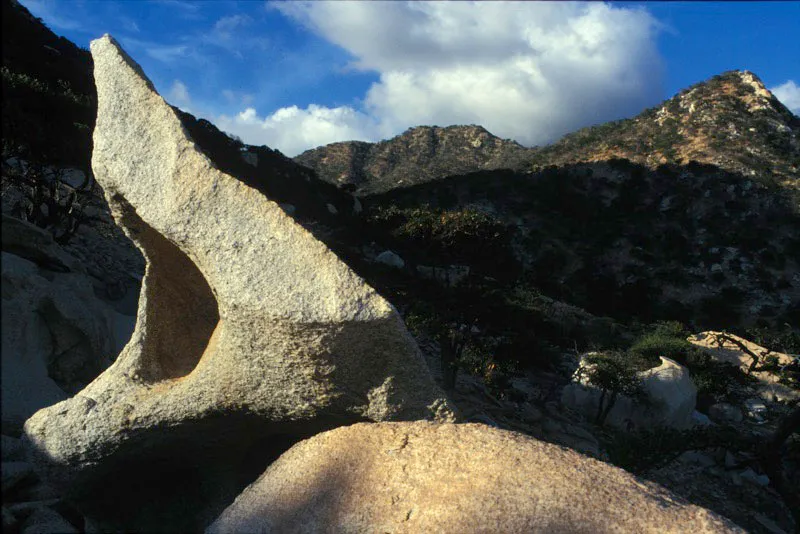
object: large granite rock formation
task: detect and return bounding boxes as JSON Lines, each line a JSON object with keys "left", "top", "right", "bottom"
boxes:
{"left": 23, "top": 35, "right": 455, "bottom": 533}
{"left": 207, "top": 422, "right": 742, "bottom": 533}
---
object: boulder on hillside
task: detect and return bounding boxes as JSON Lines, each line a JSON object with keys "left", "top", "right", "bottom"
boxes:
{"left": 207, "top": 422, "right": 742, "bottom": 534}
{"left": 561, "top": 357, "right": 697, "bottom": 430}
{"left": 24, "top": 35, "right": 455, "bottom": 533}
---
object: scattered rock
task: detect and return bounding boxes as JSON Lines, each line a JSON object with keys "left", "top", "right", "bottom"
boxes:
{"left": 1, "top": 214, "right": 83, "bottom": 273}
{"left": 519, "top": 402, "right": 543, "bottom": 424}
{"left": 375, "top": 250, "right": 405, "bottom": 269}
{"left": 2, "top": 461, "right": 34, "bottom": 493}
{"left": 20, "top": 507, "right": 78, "bottom": 534}
{"left": 708, "top": 403, "right": 743, "bottom": 424}
{"left": 677, "top": 450, "right": 716, "bottom": 468}
{"left": 24, "top": 36, "right": 455, "bottom": 534}
{"left": 2, "top": 250, "right": 120, "bottom": 435}
{"left": 326, "top": 202, "right": 338, "bottom": 215}
{"left": 738, "top": 468, "right": 770, "bottom": 487}
{"left": 207, "top": 422, "right": 741, "bottom": 533}
{"left": 692, "top": 410, "right": 713, "bottom": 426}
{"left": 752, "top": 512, "right": 788, "bottom": 534}
{"left": 743, "top": 398, "right": 767, "bottom": 422}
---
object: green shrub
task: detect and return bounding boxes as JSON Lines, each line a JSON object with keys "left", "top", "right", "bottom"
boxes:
{"left": 628, "top": 321, "right": 692, "bottom": 364}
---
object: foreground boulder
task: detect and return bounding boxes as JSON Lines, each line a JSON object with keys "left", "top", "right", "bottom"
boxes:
{"left": 207, "top": 422, "right": 741, "bottom": 533}
{"left": 24, "top": 35, "right": 455, "bottom": 532}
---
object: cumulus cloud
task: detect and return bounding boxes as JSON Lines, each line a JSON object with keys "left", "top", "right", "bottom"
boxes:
{"left": 771, "top": 80, "right": 800, "bottom": 115}
{"left": 216, "top": 105, "right": 384, "bottom": 157}
{"left": 168, "top": 80, "right": 191, "bottom": 107}
{"left": 226, "top": 1, "right": 663, "bottom": 154}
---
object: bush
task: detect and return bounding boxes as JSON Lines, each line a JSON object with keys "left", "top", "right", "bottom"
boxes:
{"left": 628, "top": 321, "right": 692, "bottom": 365}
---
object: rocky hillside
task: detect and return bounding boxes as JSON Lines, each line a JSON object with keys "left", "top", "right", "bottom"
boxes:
{"left": 360, "top": 159, "right": 800, "bottom": 331}
{"left": 1, "top": 0, "right": 94, "bottom": 169}
{"left": 294, "top": 125, "right": 530, "bottom": 195}
{"left": 297, "top": 71, "right": 800, "bottom": 195}
{"left": 526, "top": 70, "right": 800, "bottom": 189}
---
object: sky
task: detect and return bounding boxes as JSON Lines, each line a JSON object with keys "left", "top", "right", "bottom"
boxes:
{"left": 19, "top": 0, "right": 800, "bottom": 157}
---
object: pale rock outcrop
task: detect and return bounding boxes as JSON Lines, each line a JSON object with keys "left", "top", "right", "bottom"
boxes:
{"left": 561, "top": 357, "right": 697, "bottom": 430}
{"left": 24, "top": 35, "right": 454, "bottom": 532}
{"left": 207, "top": 422, "right": 742, "bottom": 534}
{"left": 689, "top": 331, "right": 800, "bottom": 402}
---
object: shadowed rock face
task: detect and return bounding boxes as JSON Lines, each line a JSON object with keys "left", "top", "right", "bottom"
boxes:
{"left": 23, "top": 35, "right": 455, "bottom": 533}
{"left": 207, "top": 422, "right": 743, "bottom": 534}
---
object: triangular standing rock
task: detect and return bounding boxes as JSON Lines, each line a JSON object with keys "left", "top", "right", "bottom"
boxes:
{"left": 23, "top": 35, "right": 455, "bottom": 533}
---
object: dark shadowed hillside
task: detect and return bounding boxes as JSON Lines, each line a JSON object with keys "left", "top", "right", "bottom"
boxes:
{"left": 1, "top": 0, "right": 95, "bottom": 169}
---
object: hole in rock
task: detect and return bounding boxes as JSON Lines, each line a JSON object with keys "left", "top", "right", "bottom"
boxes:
{"left": 113, "top": 195, "right": 219, "bottom": 381}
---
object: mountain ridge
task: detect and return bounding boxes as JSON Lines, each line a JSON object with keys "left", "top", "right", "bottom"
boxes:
{"left": 295, "top": 70, "right": 800, "bottom": 195}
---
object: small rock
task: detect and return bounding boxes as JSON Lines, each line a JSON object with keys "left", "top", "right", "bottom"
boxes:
{"left": 21, "top": 507, "right": 78, "bottom": 534}
{"left": 676, "top": 450, "right": 715, "bottom": 468}
{"left": 59, "top": 168, "right": 87, "bottom": 189}
{"left": 352, "top": 197, "right": 362, "bottom": 214}
{"left": 743, "top": 398, "right": 767, "bottom": 421}
{"left": 510, "top": 378, "right": 536, "bottom": 401}
{"left": 752, "top": 513, "right": 788, "bottom": 534}
{"left": 375, "top": 250, "right": 405, "bottom": 269}
{"left": 2, "top": 461, "right": 34, "bottom": 492}
{"left": 724, "top": 451, "right": 738, "bottom": 469}
{"left": 519, "top": 403, "right": 543, "bottom": 424}
{"left": 541, "top": 418, "right": 565, "bottom": 435}
{"left": 691, "top": 410, "right": 713, "bottom": 427}
{"left": 278, "top": 203, "right": 296, "bottom": 216}
{"left": 710, "top": 263, "right": 723, "bottom": 273}
{"left": 708, "top": 403, "right": 743, "bottom": 424}
{"left": 326, "top": 203, "right": 338, "bottom": 215}
{"left": 739, "top": 467, "right": 770, "bottom": 487}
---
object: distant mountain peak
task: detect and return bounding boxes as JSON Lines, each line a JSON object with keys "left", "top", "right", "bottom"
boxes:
{"left": 528, "top": 69, "right": 799, "bottom": 187}
{"left": 294, "top": 124, "right": 528, "bottom": 195}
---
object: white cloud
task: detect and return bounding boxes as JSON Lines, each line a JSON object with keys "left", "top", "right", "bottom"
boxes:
{"left": 145, "top": 44, "right": 190, "bottom": 63}
{"left": 215, "top": 104, "right": 385, "bottom": 157}
{"left": 168, "top": 80, "right": 191, "bottom": 106}
{"left": 21, "top": 0, "right": 81, "bottom": 30}
{"left": 771, "top": 80, "right": 800, "bottom": 115}
{"left": 220, "top": 1, "right": 663, "bottom": 155}
{"left": 258, "top": 1, "right": 665, "bottom": 151}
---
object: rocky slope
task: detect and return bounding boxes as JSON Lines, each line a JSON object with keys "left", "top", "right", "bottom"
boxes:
{"left": 1, "top": 0, "right": 94, "bottom": 169}
{"left": 527, "top": 70, "right": 800, "bottom": 190}
{"left": 359, "top": 159, "right": 800, "bottom": 330}
{"left": 294, "top": 125, "right": 530, "bottom": 195}
{"left": 297, "top": 71, "right": 800, "bottom": 195}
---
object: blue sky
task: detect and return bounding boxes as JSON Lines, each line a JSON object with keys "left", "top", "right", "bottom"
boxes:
{"left": 20, "top": 0, "right": 800, "bottom": 156}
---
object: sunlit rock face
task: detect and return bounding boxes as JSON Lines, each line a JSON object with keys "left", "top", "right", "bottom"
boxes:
{"left": 23, "top": 34, "right": 455, "bottom": 533}
{"left": 207, "top": 422, "right": 743, "bottom": 534}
